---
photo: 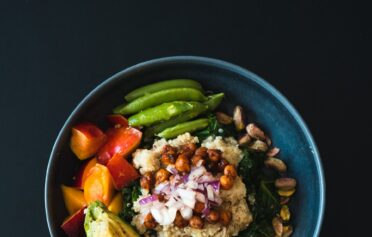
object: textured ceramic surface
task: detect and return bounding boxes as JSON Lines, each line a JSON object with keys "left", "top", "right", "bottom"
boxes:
{"left": 45, "top": 56, "right": 325, "bottom": 237}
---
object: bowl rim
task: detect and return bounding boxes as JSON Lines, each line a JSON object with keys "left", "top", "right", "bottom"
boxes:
{"left": 45, "top": 55, "right": 325, "bottom": 237}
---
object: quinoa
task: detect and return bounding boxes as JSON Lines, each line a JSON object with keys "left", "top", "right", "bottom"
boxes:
{"left": 131, "top": 133, "right": 252, "bottom": 237}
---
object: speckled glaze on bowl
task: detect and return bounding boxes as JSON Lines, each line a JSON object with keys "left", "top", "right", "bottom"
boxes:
{"left": 45, "top": 56, "right": 325, "bottom": 237}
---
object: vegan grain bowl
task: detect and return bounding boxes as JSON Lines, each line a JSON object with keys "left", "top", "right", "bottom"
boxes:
{"left": 57, "top": 79, "right": 298, "bottom": 237}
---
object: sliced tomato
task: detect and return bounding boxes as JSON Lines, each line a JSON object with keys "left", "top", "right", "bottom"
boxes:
{"left": 106, "top": 153, "right": 140, "bottom": 189}
{"left": 107, "top": 114, "right": 129, "bottom": 128}
{"left": 70, "top": 122, "right": 106, "bottom": 160}
{"left": 61, "top": 207, "right": 85, "bottom": 237}
{"left": 74, "top": 157, "right": 98, "bottom": 189}
{"left": 83, "top": 164, "right": 114, "bottom": 206}
{"left": 97, "top": 127, "right": 142, "bottom": 165}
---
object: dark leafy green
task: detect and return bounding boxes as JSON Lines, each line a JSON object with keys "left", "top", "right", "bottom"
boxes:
{"left": 238, "top": 149, "right": 280, "bottom": 237}
{"left": 195, "top": 115, "right": 281, "bottom": 236}
{"left": 118, "top": 180, "right": 141, "bottom": 222}
{"left": 194, "top": 114, "right": 237, "bottom": 141}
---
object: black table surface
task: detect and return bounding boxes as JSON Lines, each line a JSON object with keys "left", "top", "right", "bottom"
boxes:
{"left": 1, "top": 0, "right": 370, "bottom": 236}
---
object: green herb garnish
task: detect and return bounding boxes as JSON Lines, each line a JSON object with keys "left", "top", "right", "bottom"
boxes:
{"left": 119, "top": 180, "right": 141, "bottom": 222}
{"left": 194, "top": 114, "right": 237, "bottom": 141}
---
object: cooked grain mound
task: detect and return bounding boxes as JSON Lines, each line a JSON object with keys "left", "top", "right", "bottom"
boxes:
{"left": 132, "top": 133, "right": 252, "bottom": 237}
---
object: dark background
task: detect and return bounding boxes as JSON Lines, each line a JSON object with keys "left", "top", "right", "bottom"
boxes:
{"left": 1, "top": 0, "right": 370, "bottom": 236}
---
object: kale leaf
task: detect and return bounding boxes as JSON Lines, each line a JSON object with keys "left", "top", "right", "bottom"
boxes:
{"left": 118, "top": 180, "right": 141, "bottom": 222}
{"left": 238, "top": 149, "right": 280, "bottom": 236}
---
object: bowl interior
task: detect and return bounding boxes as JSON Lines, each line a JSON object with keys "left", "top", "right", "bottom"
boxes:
{"left": 45, "top": 56, "right": 324, "bottom": 237}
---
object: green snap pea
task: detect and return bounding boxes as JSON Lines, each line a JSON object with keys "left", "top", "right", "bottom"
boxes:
{"left": 157, "top": 118, "right": 209, "bottom": 139}
{"left": 128, "top": 101, "right": 202, "bottom": 127}
{"left": 124, "top": 79, "right": 203, "bottom": 102}
{"left": 114, "top": 88, "right": 207, "bottom": 115}
{"left": 144, "top": 103, "right": 208, "bottom": 138}
{"left": 204, "top": 93, "right": 224, "bottom": 111}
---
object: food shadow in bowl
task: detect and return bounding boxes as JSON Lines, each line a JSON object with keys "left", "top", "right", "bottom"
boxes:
{"left": 45, "top": 56, "right": 325, "bottom": 237}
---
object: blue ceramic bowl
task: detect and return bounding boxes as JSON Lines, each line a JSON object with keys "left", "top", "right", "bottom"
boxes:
{"left": 45, "top": 56, "right": 325, "bottom": 237}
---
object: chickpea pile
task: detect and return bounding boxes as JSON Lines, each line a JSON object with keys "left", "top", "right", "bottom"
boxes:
{"left": 140, "top": 143, "right": 235, "bottom": 230}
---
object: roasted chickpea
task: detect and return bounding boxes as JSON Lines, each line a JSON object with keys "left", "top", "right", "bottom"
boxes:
{"left": 224, "top": 165, "right": 237, "bottom": 178}
{"left": 189, "top": 215, "right": 204, "bottom": 229}
{"left": 219, "top": 210, "right": 232, "bottom": 226}
{"left": 180, "top": 143, "right": 197, "bottom": 156}
{"left": 220, "top": 175, "right": 234, "bottom": 190}
{"left": 217, "top": 158, "right": 229, "bottom": 172}
{"left": 206, "top": 210, "right": 220, "bottom": 223}
{"left": 144, "top": 213, "right": 157, "bottom": 229}
{"left": 207, "top": 149, "right": 222, "bottom": 162}
{"left": 191, "top": 155, "right": 206, "bottom": 166}
{"left": 174, "top": 211, "right": 188, "bottom": 228}
{"left": 155, "top": 168, "right": 170, "bottom": 184}
{"left": 157, "top": 193, "right": 166, "bottom": 202}
{"left": 193, "top": 201, "right": 205, "bottom": 214}
{"left": 162, "top": 145, "right": 178, "bottom": 154}
{"left": 207, "top": 161, "right": 219, "bottom": 173}
{"left": 175, "top": 153, "right": 191, "bottom": 172}
{"left": 140, "top": 172, "right": 154, "bottom": 190}
{"left": 161, "top": 153, "right": 176, "bottom": 166}
{"left": 195, "top": 147, "right": 208, "bottom": 158}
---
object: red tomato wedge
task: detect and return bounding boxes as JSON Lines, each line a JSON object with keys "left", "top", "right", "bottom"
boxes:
{"left": 61, "top": 207, "right": 85, "bottom": 237}
{"left": 70, "top": 123, "right": 106, "bottom": 160}
{"left": 106, "top": 153, "right": 140, "bottom": 189}
{"left": 106, "top": 114, "right": 129, "bottom": 128}
{"left": 97, "top": 127, "right": 142, "bottom": 165}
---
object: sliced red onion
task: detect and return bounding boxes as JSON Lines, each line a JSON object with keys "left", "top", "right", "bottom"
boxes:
{"left": 182, "top": 174, "right": 189, "bottom": 183}
{"left": 162, "top": 185, "right": 171, "bottom": 196}
{"left": 206, "top": 185, "right": 214, "bottom": 201}
{"left": 186, "top": 180, "right": 198, "bottom": 189}
{"left": 188, "top": 166, "right": 206, "bottom": 181}
{"left": 154, "top": 181, "right": 169, "bottom": 194}
{"left": 151, "top": 200, "right": 165, "bottom": 209}
{"left": 209, "top": 181, "right": 220, "bottom": 193}
{"left": 167, "top": 199, "right": 184, "bottom": 210}
{"left": 180, "top": 206, "right": 193, "bottom": 220}
{"left": 179, "top": 191, "right": 195, "bottom": 208}
{"left": 164, "top": 206, "right": 177, "bottom": 225}
{"left": 177, "top": 189, "right": 196, "bottom": 208}
{"left": 166, "top": 164, "right": 178, "bottom": 174}
{"left": 177, "top": 183, "right": 186, "bottom": 189}
{"left": 151, "top": 208, "right": 163, "bottom": 224}
{"left": 139, "top": 194, "right": 158, "bottom": 205}
{"left": 165, "top": 196, "right": 176, "bottom": 207}
{"left": 140, "top": 204, "right": 151, "bottom": 215}
{"left": 160, "top": 208, "right": 169, "bottom": 225}
{"left": 201, "top": 188, "right": 210, "bottom": 218}
{"left": 201, "top": 196, "right": 210, "bottom": 218}
{"left": 195, "top": 192, "right": 206, "bottom": 203}
{"left": 198, "top": 173, "right": 218, "bottom": 183}
{"left": 165, "top": 196, "right": 183, "bottom": 209}
{"left": 201, "top": 206, "right": 210, "bottom": 218}
{"left": 209, "top": 200, "right": 218, "bottom": 206}
{"left": 198, "top": 184, "right": 205, "bottom": 190}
